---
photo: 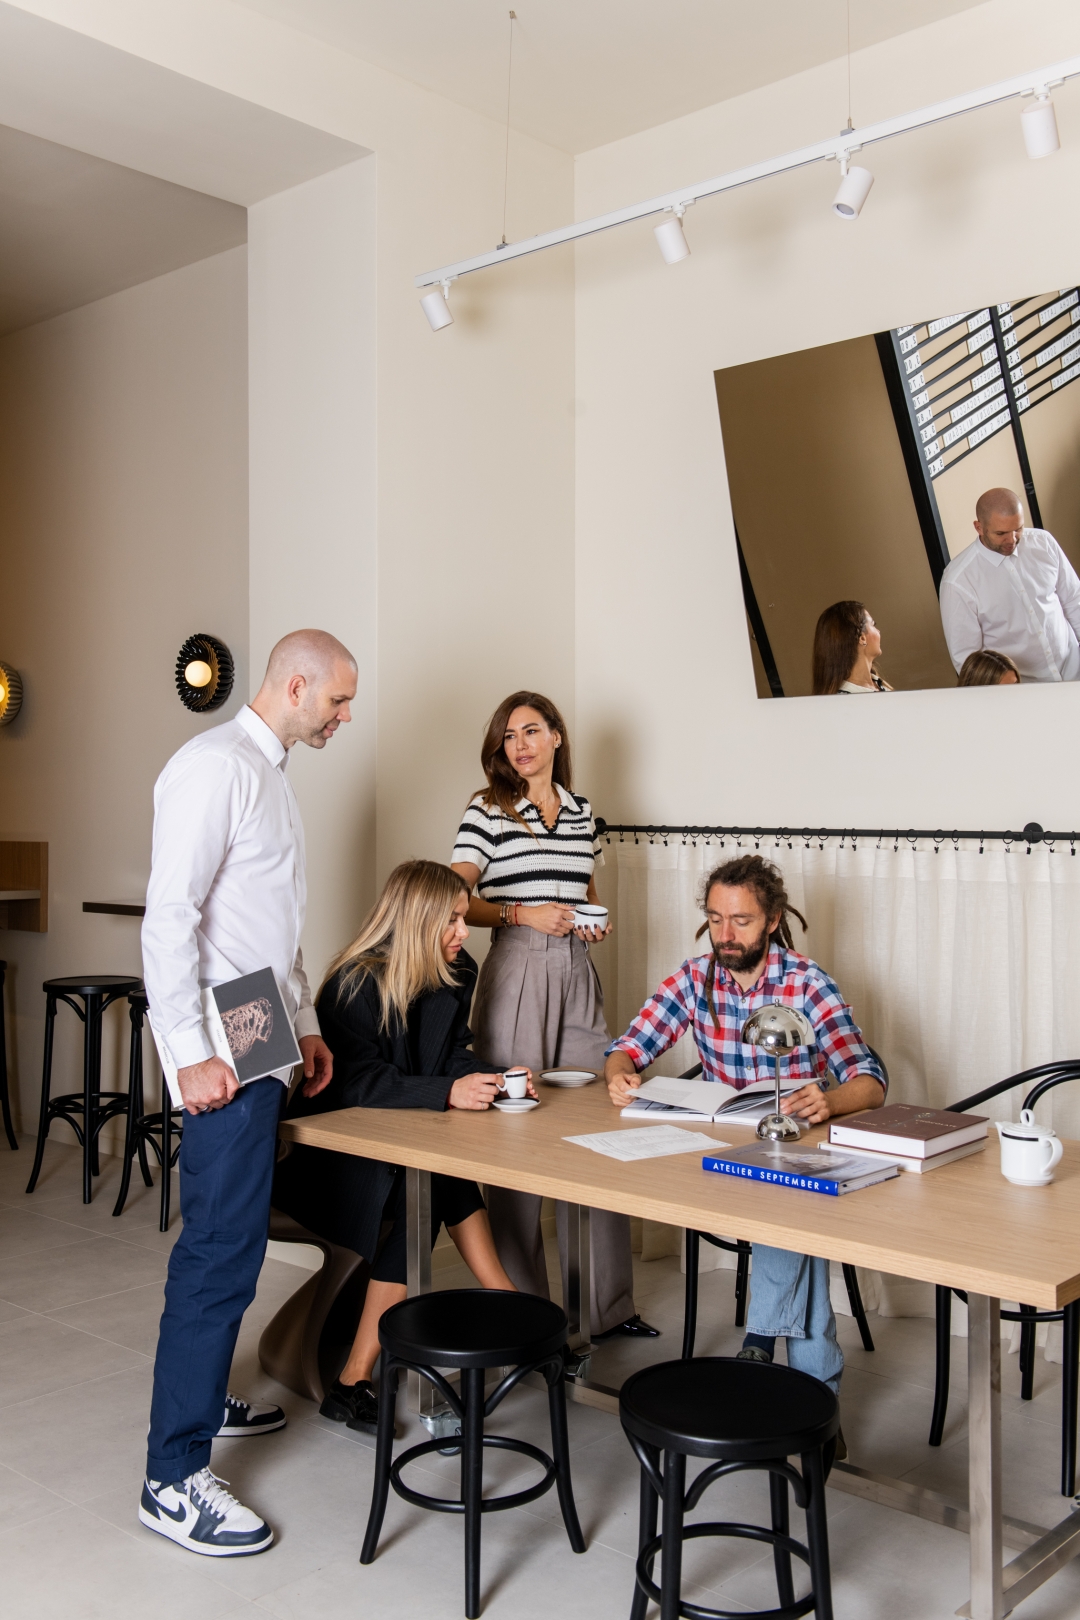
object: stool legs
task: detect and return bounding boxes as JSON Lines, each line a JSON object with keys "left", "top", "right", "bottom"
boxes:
{"left": 734, "top": 1241, "right": 750, "bottom": 1329}
{"left": 25, "top": 992, "right": 57, "bottom": 1193}
{"left": 842, "top": 1264, "right": 875, "bottom": 1352}
{"left": 682, "top": 1232, "right": 700, "bottom": 1360}
{"left": 545, "top": 1360, "right": 586, "bottom": 1553}
{"left": 769, "top": 1469, "right": 796, "bottom": 1610}
{"left": 1062, "top": 1300, "right": 1079, "bottom": 1497}
{"left": 160, "top": 1101, "right": 177, "bottom": 1232}
{"left": 630, "top": 1447, "right": 659, "bottom": 1620}
{"left": 802, "top": 1448, "right": 835, "bottom": 1620}
{"left": 0, "top": 962, "right": 16, "bottom": 1151}
{"left": 929, "top": 1285, "right": 952, "bottom": 1446}
{"left": 360, "top": 1354, "right": 398, "bottom": 1566}
{"left": 659, "top": 1450, "right": 686, "bottom": 1620}
{"left": 462, "top": 1366, "right": 485, "bottom": 1619}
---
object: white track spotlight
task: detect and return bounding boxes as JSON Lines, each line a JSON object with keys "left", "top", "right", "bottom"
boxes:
{"left": 1022, "top": 91, "right": 1060, "bottom": 159}
{"left": 653, "top": 205, "right": 690, "bottom": 264}
{"left": 832, "top": 155, "right": 875, "bottom": 219}
{"left": 420, "top": 279, "right": 454, "bottom": 331}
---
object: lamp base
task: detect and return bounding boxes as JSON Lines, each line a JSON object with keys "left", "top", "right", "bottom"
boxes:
{"left": 756, "top": 1112, "right": 803, "bottom": 1143}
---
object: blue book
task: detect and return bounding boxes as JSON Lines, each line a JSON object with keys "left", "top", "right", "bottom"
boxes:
{"left": 702, "top": 1142, "right": 901, "bottom": 1196}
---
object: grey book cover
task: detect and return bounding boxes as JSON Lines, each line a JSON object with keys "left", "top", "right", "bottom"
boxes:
{"left": 211, "top": 968, "right": 301, "bottom": 1083}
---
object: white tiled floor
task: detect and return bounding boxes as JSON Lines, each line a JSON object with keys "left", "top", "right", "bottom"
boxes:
{"left": 3, "top": 1134, "right": 1080, "bottom": 1619}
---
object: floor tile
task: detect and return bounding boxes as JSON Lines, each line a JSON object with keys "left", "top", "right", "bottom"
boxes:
{"left": 0, "top": 1233, "right": 167, "bottom": 1312}
{"left": 0, "top": 1311, "right": 147, "bottom": 1408}
{"left": 0, "top": 1203, "right": 98, "bottom": 1259}
{"left": 0, "top": 1504, "right": 250, "bottom": 1620}
{"left": 49, "top": 1280, "right": 166, "bottom": 1360}
{"left": 0, "top": 1364, "right": 156, "bottom": 1500}
{"left": 0, "top": 1461, "right": 68, "bottom": 1531}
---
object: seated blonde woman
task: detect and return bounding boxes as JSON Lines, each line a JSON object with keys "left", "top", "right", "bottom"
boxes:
{"left": 958, "top": 649, "right": 1020, "bottom": 686}
{"left": 273, "top": 860, "right": 534, "bottom": 1434}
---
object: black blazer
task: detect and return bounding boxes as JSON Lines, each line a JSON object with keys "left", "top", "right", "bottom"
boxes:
{"left": 272, "top": 951, "right": 500, "bottom": 1262}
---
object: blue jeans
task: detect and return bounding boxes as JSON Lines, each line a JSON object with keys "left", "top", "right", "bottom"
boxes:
{"left": 146, "top": 1078, "right": 283, "bottom": 1482}
{"left": 746, "top": 1244, "right": 843, "bottom": 1395}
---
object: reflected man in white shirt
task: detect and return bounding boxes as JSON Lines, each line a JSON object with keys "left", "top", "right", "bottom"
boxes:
{"left": 939, "top": 487, "right": 1080, "bottom": 682}
{"left": 139, "top": 630, "right": 356, "bottom": 1558}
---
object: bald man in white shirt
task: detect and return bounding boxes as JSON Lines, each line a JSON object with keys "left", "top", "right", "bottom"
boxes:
{"left": 939, "top": 488, "right": 1080, "bottom": 682}
{"left": 139, "top": 630, "right": 357, "bottom": 1558}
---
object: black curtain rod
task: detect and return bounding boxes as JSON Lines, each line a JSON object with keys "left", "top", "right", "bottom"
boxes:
{"left": 594, "top": 819, "right": 1075, "bottom": 845}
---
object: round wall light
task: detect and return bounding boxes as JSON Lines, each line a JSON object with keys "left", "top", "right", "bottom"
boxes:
{"left": 175, "top": 634, "right": 234, "bottom": 713}
{"left": 0, "top": 661, "right": 23, "bottom": 726}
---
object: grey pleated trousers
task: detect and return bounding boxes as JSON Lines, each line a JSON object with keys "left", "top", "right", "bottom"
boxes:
{"left": 471, "top": 928, "right": 636, "bottom": 1335}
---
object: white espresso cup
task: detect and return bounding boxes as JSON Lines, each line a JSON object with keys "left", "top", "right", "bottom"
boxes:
{"left": 995, "top": 1109, "right": 1064, "bottom": 1186}
{"left": 501, "top": 1067, "right": 529, "bottom": 1099}
{"left": 575, "top": 903, "right": 608, "bottom": 937}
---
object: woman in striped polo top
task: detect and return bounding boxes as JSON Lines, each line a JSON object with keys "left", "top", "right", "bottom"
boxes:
{"left": 451, "top": 690, "right": 656, "bottom": 1341}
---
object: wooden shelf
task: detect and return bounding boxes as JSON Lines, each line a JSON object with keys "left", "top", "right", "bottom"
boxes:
{"left": 0, "top": 844, "right": 47, "bottom": 931}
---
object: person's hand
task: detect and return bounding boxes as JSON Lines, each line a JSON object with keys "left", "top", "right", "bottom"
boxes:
{"left": 519, "top": 904, "right": 577, "bottom": 937}
{"left": 177, "top": 1056, "right": 239, "bottom": 1115}
{"left": 605, "top": 1059, "right": 641, "bottom": 1107}
{"left": 449, "top": 1073, "right": 505, "bottom": 1110}
{"left": 574, "top": 922, "right": 612, "bottom": 943}
{"left": 780, "top": 1083, "right": 834, "bottom": 1127}
{"left": 299, "top": 1034, "right": 334, "bottom": 1097}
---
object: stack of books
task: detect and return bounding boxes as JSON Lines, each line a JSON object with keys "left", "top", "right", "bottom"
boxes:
{"left": 823, "top": 1103, "right": 988, "bottom": 1173}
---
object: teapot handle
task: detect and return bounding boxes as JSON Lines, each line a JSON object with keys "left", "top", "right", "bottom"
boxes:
{"left": 1045, "top": 1135, "right": 1065, "bottom": 1174}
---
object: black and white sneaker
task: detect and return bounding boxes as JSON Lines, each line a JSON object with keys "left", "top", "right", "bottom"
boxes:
{"left": 216, "top": 1392, "right": 286, "bottom": 1437}
{"left": 139, "top": 1469, "right": 274, "bottom": 1556}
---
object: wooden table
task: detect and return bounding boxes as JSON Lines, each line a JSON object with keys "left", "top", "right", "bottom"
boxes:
{"left": 280, "top": 1083, "right": 1080, "bottom": 1620}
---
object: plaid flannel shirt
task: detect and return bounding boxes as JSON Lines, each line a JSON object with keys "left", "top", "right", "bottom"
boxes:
{"left": 607, "top": 943, "right": 886, "bottom": 1093}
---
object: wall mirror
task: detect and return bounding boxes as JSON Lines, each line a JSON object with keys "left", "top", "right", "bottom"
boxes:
{"left": 717, "top": 286, "right": 1080, "bottom": 697}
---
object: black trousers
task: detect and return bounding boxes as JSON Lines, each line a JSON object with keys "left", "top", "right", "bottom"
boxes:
{"left": 371, "top": 1167, "right": 485, "bottom": 1283}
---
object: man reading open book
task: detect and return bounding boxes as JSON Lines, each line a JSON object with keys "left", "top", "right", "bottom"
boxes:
{"left": 604, "top": 854, "right": 885, "bottom": 1403}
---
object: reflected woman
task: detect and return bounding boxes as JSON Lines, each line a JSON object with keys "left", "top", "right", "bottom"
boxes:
{"left": 273, "top": 861, "right": 524, "bottom": 1434}
{"left": 451, "top": 691, "right": 655, "bottom": 1342}
{"left": 958, "top": 650, "right": 1020, "bottom": 686}
{"left": 812, "top": 601, "right": 893, "bottom": 694}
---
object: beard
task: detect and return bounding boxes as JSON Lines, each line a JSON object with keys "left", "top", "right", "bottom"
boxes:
{"left": 714, "top": 924, "right": 772, "bottom": 976}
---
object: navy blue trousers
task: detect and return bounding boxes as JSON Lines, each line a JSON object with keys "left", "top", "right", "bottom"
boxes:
{"left": 146, "top": 1078, "right": 283, "bottom": 1483}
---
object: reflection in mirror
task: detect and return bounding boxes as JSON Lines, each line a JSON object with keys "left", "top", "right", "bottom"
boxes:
{"left": 718, "top": 288, "right": 1080, "bottom": 697}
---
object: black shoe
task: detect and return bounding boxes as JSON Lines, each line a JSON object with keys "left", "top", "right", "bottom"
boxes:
{"left": 344, "top": 1385, "right": 382, "bottom": 1436}
{"left": 593, "top": 1314, "right": 661, "bottom": 1341}
{"left": 320, "top": 1379, "right": 376, "bottom": 1425}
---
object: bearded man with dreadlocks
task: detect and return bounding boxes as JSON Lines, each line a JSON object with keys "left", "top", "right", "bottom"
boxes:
{"left": 605, "top": 854, "right": 885, "bottom": 1408}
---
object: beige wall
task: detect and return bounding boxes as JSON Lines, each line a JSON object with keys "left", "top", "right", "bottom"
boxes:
{"left": 575, "top": 0, "right": 1080, "bottom": 830}
{"left": 0, "top": 246, "right": 248, "bottom": 1127}
{"left": 716, "top": 334, "right": 955, "bottom": 695}
{"left": 1025, "top": 377, "right": 1080, "bottom": 568}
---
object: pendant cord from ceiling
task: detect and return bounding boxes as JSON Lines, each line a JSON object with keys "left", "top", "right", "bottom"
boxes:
{"left": 845, "top": 0, "right": 854, "bottom": 132}
{"left": 500, "top": 10, "right": 517, "bottom": 248}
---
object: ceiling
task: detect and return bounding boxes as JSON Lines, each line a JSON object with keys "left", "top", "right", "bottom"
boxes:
{"left": 234, "top": 0, "right": 988, "bottom": 154}
{"left": 0, "top": 122, "right": 246, "bottom": 337}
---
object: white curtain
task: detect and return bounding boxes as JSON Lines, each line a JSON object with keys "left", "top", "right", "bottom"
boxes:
{"left": 595, "top": 833, "right": 1080, "bottom": 1335}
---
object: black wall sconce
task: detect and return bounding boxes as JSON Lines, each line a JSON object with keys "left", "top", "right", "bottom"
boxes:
{"left": 0, "top": 661, "right": 22, "bottom": 726}
{"left": 175, "top": 634, "right": 234, "bottom": 713}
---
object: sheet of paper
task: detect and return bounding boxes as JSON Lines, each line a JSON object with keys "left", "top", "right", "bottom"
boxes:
{"left": 563, "top": 1126, "right": 729, "bottom": 1162}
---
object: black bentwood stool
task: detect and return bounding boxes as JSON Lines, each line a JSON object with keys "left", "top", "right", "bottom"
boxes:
{"left": 0, "top": 960, "right": 17, "bottom": 1150}
{"left": 621, "top": 1357, "right": 837, "bottom": 1620}
{"left": 112, "top": 991, "right": 184, "bottom": 1231}
{"left": 26, "top": 976, "right": 142, "bottom": 1204}
{"left": 361, "top": 1289, "right": 586, "bottom": 1618}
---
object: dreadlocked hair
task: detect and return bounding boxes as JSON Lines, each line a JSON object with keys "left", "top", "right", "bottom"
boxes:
{"left": 694, "top": 854, "right": 808, "bottom": 1030}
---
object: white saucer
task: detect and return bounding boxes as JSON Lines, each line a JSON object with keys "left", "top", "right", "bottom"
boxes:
{"left": 540, "top": 1069, "right": 597, "bottom": 1087}
{"left": 492, "top": 1097, "right": 540, "bottom": 1112}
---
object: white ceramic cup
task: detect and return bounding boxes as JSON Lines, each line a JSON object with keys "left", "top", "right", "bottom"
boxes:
{"left": 575, "top": 903, "right": 608, "bottom": 936}
{"left": 996, "top": 1109, "right": 1064, "bottom": 1186}
{"left": 501, "top": 1067, "right": 529, "bottom": 1099}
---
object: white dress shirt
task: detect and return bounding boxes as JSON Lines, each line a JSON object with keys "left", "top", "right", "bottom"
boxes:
{"left": 141, "top": 704, "right": 320, "bottom": 1073}
{"left": 939, "top": 527, "right": 1080, "bottom": 682}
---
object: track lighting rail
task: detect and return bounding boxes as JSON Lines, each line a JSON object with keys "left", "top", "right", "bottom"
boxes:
{"left": 415, "top": 52, "right": 1080, "bottom": 291}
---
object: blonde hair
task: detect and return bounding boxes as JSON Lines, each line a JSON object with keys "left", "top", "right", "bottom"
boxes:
{"left": 325, "top": 861, "right": 468, "bottom": 1032}
{"left": 958, "top": 649, "right": 1020, "bottom": 686}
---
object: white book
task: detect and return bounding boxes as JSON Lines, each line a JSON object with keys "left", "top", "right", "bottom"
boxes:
{"left": 621, "top": 1075, "right": 802, "bottom": 1124}
{"left": 819, "top": 1138, "right": 988, "bottom": 1174}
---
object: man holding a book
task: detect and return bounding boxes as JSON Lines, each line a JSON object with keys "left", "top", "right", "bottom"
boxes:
{"left": 604, "top": 854, "right": 886, "bottom": 1398}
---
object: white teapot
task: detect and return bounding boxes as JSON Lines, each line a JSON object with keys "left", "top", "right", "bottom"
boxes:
{"left": 995, "top": 1109, "right": 1064, "bottom": 1187}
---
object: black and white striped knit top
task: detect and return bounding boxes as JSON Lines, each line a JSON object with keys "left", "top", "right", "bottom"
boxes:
{"left": 451, "top": 786, "right": 602, "bottom": 906}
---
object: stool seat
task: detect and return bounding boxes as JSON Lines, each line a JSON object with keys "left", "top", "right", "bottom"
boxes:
{"left": 621, "top": 1356, "right": 838, "bottom": 1462}
{"left": 379, "top": 1289, "right": 568, "bottom": 1369}
{"left": 44, "top": 976, "right": 142, "bottom": 996}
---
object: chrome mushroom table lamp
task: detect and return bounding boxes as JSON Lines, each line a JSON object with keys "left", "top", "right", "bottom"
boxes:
{"left": 740, "top": 1004, "right": 816, "bottom": 1143}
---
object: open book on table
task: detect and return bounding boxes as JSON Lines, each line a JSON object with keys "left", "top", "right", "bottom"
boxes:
{"left": 621, "top": 1074, "right": 805, "bottom": 1124}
